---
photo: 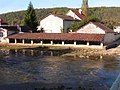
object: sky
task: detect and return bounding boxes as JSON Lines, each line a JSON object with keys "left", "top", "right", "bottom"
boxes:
{"left": 0, "top": 0, "right": 120, "bottom": 14}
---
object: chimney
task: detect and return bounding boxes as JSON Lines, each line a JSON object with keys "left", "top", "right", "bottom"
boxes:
{"left": 17, "top": 25, "right": 22, "bottom": 33}
{"left": 79, "top": 9, "right": 82, "bottom": 14}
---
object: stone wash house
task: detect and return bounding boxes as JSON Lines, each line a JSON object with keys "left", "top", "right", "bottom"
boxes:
{"left": 7, "top": 33, "right": 105, "bottom": 47}
{"left": 6, "top": 22, "right": 118, "bottom": 47}
{"left": 38, "top": 9, "right": 85, "bottom": 33}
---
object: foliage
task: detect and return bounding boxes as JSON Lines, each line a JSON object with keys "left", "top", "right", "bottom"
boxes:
{"left": 69, "top": 16, "right": 99, "bottom": 32}
{"left": 89, "top": 7, "right": 120, "bottom": 29}
{"left": 39, "top": 27, "right": 44, "bottom": 33}
{"left": 24, "top": 2, "right": 38, "bottom": 32}
{"left": 0, "top": 7, "right": 120, "bottom": 29}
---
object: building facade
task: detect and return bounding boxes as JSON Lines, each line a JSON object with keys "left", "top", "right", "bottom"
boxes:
{"left": 38, "top": 9, "right": 85, "bottom": 33}
{"left": 38, "top": 14, "right": 79, "bottom": 33}
{"left": 0, "top": 26, "right": 20, "bottom": 42}
{"left": 76, "top": 22, "right": 116, "bottom": 45}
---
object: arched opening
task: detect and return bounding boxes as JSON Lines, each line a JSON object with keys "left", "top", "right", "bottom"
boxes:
{"left": 0, "top": 32, "right": 3, "bottom": 37}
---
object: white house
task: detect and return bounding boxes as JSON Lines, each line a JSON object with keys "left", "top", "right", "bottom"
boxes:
{"left": 66, "top": 9, "right": 85, "bottom": 20}
{"left": 0, "top": 19, "right": 19, "bottom": 42}
{"left": 114, "top": 26, "right": 120, "bottom": 33}
{"left": 0, "top": 19, "right": 33, "bottom": 42}
{"left": 76, "top": 22, "right": 116, "bottom": 45}
{"left": 38, "top": 9, "right": 85, "bottom": 33}
{"left": 38, "top": 14, "right": 79, "bottom": 33}
{"left": 0, "top": 26, "right": 19, "bottom": 42}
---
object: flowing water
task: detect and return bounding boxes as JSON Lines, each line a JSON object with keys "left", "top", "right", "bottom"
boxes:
{"left": 0, "top": 48, "right": 120, "bottom": 90}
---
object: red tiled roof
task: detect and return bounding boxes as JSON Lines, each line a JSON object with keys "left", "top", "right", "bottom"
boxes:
{"left": 92, "top": 22, "right": 114, "bottom": 33}
{"left": 52, "top": 14, "right": 79, "bottom": 21}
{"left": 70, "top": 9, "right": 85, "bottom": 20}
{"left": 78, "top": 22, "right": 114, "bottom": 33}
{"left": 0, "top": 19, "right": 7, "bottom": 23}
{"left": 41, "top": 14, "right": 79, "bottom": 21}
{"left": 7, "top": 33, "right": 104, "bottom": 42}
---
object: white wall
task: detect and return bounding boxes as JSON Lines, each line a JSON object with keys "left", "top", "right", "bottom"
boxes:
{"left": 76, "top": 23, "right": 105, "bottom": 34}
{"left": 66, "top": 10, "right": 82, "bottom": 20}
{"left": 40, "top": 15, "right": 63, "bottom": 33}
{"left": 104, "top": 33, "right": 116, "bottom": 45}
{"left": 0, "top": 28, "right": 7, "bottom": 42}
{"left": 0, "top": 28, "right": 17, "bottom": 42}
{"left": 114, "top": 26, "right": 120, "bottom": 33}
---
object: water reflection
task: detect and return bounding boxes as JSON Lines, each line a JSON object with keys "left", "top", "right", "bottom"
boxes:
{"left": 0, "top": 49, "right": 120, "bottom": 90}
{"left": 8, "top": 49, "right": 71, "bottom": 57}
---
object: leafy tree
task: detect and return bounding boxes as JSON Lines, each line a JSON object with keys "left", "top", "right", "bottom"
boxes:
{"left": 69, "top": 16, "right": 99, "bottom": 32}
{"left": 24, "top": 2, "right": 38, "bottom": 32}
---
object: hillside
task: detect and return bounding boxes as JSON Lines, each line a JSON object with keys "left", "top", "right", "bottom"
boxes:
{"left": 0, "top": 7, "right": 120, "bottom": 28}
{"left": 90, "top": 7, "right": 120, "bottom": 28}
{"left": 0, "top": 7, "right": 69, "bottom": 25}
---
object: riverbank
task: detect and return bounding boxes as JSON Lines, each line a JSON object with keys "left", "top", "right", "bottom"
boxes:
{"left": 0, "top": 43, "right": 120, "bottom": 57}
{"left": 62, "top": 47, "right": 120, "bottom": 58}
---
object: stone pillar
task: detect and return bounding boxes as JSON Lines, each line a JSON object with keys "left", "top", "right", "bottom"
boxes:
{"left": 15, "top": 39, "right": 17, "bottom": 44}
{"left": 87, "top": 42, "right": 89, "bottom": 46}
{"left": 7, "top": 39, "right": 9, "bottom": 43}
{"left": 31, "top": 40, "right": 33, "bottom": 45}
{"left": 74, "top": 41, "right": 76, "bottom": 45}
{"left": 40, "top": 41, "right": 43, "bottom": 45}
{"left": 31, "top": 50, "right": 34, "bottom": 56}
{"left": 22, "top": 39, "right": 25, "bottom": 44}
{"left": 51, "top": 41, "right": 53, "bottom": 45}
{"left": 100, "top": 43, "right": 103, "bottom": 47}
{"left": 23, "top": 49, "right": 25, "bottom": 55}
{"left": 41, "top": 51, "right": 43, "bottom": 55}
{"left": 62, "top": 41, "right": 64, "bottom": 45}
{"left": 50, "top": 51, "right": 53, "bottom": 56}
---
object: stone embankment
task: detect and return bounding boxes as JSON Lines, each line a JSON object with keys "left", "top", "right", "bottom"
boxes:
{"left": 62, "top": 47, "right": 120, "bottom": 57}
{"left": 0, "top": 43, "right": 120, "bottom": 57}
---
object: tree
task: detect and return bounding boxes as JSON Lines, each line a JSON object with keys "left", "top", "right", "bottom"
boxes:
{"left": 24, "top": 2, "right": 38, "bottom": 32}
{"left": 69, "top": 16, "right": 99, "bottom": 32}
{"left": 81, "top": 0, "right": 89, "bottom": 17}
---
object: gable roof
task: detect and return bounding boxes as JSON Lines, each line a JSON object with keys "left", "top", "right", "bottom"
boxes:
{"left": 79, "top": 22, "right": 114, "bottom": 33}
{"left": 7, "top": 33, "right": 104, "bottom": 42}
{"left": 20, "top": 26, "right": 32, "bottom": 32}
{"left": 0, "top": 25, "right": 32, "bottom": 32}
{"left": 70, "top": 9, "right": 85, "bottom": 20}
{"left": 91, "top": 22, "right": 114, "bottom": 33}
{"left": 0, "top": 19, "right": 8, "bottom": 25}
{"left": 41, "top": 14, "right": 79, "bottom": 21}
{"left": 52, "top": 14, "right": 79, "bottom": 21}
{"left": 0, "top": 26, "right": 19, "bottom": 31}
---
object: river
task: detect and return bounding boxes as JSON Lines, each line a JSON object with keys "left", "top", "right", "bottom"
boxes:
{"left": 0, "top": 48, "right": 120, "bottom": 90}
